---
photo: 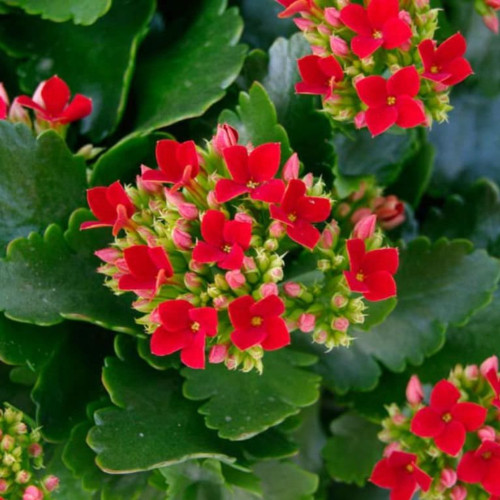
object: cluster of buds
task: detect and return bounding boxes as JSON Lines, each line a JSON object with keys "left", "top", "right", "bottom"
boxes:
{"left": 82, "top": 124, "right": 400, "bottom": 372}
{"left": 0, "top": 75, "right": 92, "bottom": 136}
{"left": 475, "top": 0, "right": 500, "bottom": 33}
{"left": 0, "top": 406, "right": 58, "bottom": 499}
{"left": 276, "top": 0, "right": 473, "bottom": 135}
{"left": 371, "top": 356, "right": 500, "bottom": 499}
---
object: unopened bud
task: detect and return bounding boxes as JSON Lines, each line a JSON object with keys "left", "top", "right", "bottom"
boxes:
{"left": 209, "top": 344, "right": 228, "bottom": 364}
{"left": 354, "top": 111, "right": 366, "bottom": 129}
{"left": 302, "top": 173, "right": 314, "bottom": 188}
{"left": 1, "top": 435, "right": 14, "bottom": 451}
{"left": 353, "top": 214, "right": 376, "bottom": 240}
{"left": 481, "top": 355, "right": 499, "bottom": 377}
{"left": 294, "top": 17, "right": 315, "bottom": 31}
{"left": 483, "top": 12, "right": 499, "bottom": 33}
{"left": 269, "top": 221, "right": 286, "bottom": 238}
{"left": 319, "top": 220, "right": 339, "bottom": 249}
{"left": 313, "top": 330, "right": 328, "bottom": 344}
{"left": 464, "top": 364, "right": 479, "bottom": 380}
{"left": 212, "top": 124, "right": 238, "bottom": 155}
{"left": 440, "top": 468, "right": 456, "bottom": 489}
{"left": 282, "top": 152, "right": 299, "bottom": 181}
{"left": 172, "top": 226, "right": 193, "bottom": 250}
{"left": 260, "top": 283, "right": 278, "bottom": 297}
{"left": 332, "top": 317, "right": 349, "bottom": 332}
{"left": 383, "top": 442, "right": 401, "bottom": 457}
{"left": 329, "top": 35, "right": 349, "bottom": 57}
{"left": 184, "top": 272, "right": 203, "bottom": 291}
{"left": 478, "top": 425, "right": 497, "bottom": 442}
{"left": 15, "top": 423, "right": 27, "bottom": 435}
{"left": 44, "top": 475, "right": 60, "bottom": 492}
{"left": 331, "top": 294, "right": 348, "bottom": 309}
{"left": 94, "top": 247, "right": 122, "bottom": 264}
{"left": 22, "top": 485, "right": 44, "bottom": 500}
{"left": 298, "top": 313, "right": 316, "bottom": 333}
{"left": 234, "top": 212, "right": 254, "bottom": 224}
{"left": 27, "top": 443, "right": 42, "bottom": 458}
{"left": 0, "top": 479, "right": 7, "bottom": 493}
{"left": 213, "top": 295, "right": 230, "bottom": 310}
{"left": 225, "top": 270, "right": 246, "bottom": 290}
{"left": 283, "top": 282, "right": 301, "bottom": 297}
{"left": 16, "top": 470, "right": 30, "bottom": 484}
{"left": 243, "top": 256, "right": 257, "bottom": 272}
{"left": 207, "top": 190, "right": 220, "bottom": 209}
{"left": 324, "top": 7, "right": 342, "bottom": 26}
{"left": 450, "top": 485, "right": 467, "bottom": 500}
{"left": 405, "top": 375, "right": 424, "bottom": 406}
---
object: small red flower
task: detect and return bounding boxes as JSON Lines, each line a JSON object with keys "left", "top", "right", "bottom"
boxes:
{"left": 344, "top": 238, "right": 398, "bottom": 301}
{"left": 276, "top": 0, "right": 315, "bottom": 18}
{"left": 270, "top": 179, "right": 331, "bottom": 249}
{"left": 0, "top": 84, "right": 8, "bottom": 120}
{"left": 117, "top": 245, "right": 174, "bottom": 293}
{"left": 481, "top": 356, "right": 500, "bottom": 408}
{"left": 339, "top": 0, "right": 412, "bottom": 59}
{"left": 228, "top": 295, "right": 290, "bottom": 350}
{"left": 295, "top": 55, "right": 344, "bottom": 99}
{"left": 81, "top": 181, "right": 136, "bottom": 236}
{"left": 212, "top": 124, "right": 239, "bottom": 155}
{"left": 411, "top": 380, "right": 487, "bottom": 456}
{"left": 192, "top": 210, "right": 252, "bottom": 270}
{"left": 457, "top": 441, "right": 500, "bottom": 496}
{"left": 17, "top": 75, "right": 92, "bottom": 124}
{"left": 356, "top": 66, "right": 427, "bottom": 136}
{"left": 141, "top": 139, "right": 199, "bottom": 189}
{"left": 370, "top": 451, "right": 432, "bottom": 500}
{"left": 418, "top": 34, "right": 473, "bottom": 86}
{"left": 150, "top": 300, "right": 217, "bottom": 369}
{"left": 215, "top": 143, "right": 285, "bottom": 203}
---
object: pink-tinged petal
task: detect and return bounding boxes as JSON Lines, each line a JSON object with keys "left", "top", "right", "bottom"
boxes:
{"left": 261, "top": 317, "right": 290, "bottom": 350}
{"left": 287, "top": 220, "right": 321, "bottom": 249}
{"left": 41, "top": 76, "right": 70, "bottom": 115}
{"left": 270, "top": 204, "right": 293, "bottom": 226}
{"left": 224, "top": 220, "right": 252, "bottom": 249}
{"left": 381, "top": 17, "right": 412, "bottom": 50}
{"left": 434, "top": 420, "right": 466, "bottom": 456}
{"left": 60, "top": 94, "right": 92, "bottom": 123}
{"left": 370, "top": 458, "right": 397, "bottom": 488}
{"left": 482, "top": 458, "right": 500, "bottom": 496}
{"left": 218, "top": 243, "right": 245, "bottom": 270}
{"left": 430, "top": 380, "right": 460, "bottom": 413}
{"left": 148, "top": 247, "right": 174, "bottom": 277}
{"left": 340, "top": 4, "right": 372, "bottom": 35}
{"left": 222, "top": 145, "right": 250, "bottom": 184}
{"left": 177, "top": 140, "right": 199, "bottom": 178}
{"left": 192, "top": 241, "right": 225, "bottom": 264}
{"left": 215, "top": 178, "right": 249, "bottom": 203}
{"left": 156, "top": 140, "right": 183, "bottom": 183}
{"left": 141, "top": 169, "right": 170, "bottom": 183}
{"left": 118, "top": 275, "right": 155, "bottom": 291}
{"left": 282, "top": 179, "right": 307, "bottom": 213}
{"left": 201, "top": 210, "right": 226, "bottom": 247}
{"left": 86, "top": 187, "right": 116, "bottom": 223}
{"left": 435, "top": 33, "right": 467, "bottom": 64}
{"left": 396, "top": 96, "right": 426, "bottom": 128}
{"left": 391, "top": 477, "right": 418, "bottom": 500}
{"left": 363, "top": 271, "right": 397, "bottom": 301}
{"left": 157, "top": 300, "right": 192, "bottom": 331}
{"left": 356, "top": 76, "right": 388, "bottom": 107}
{"left": 351, "top": 36, "right": 384, "bottom": 59}
{"left": 180, "top": 333, "right": 206, "bottom": 369}
{"left": 411, "top": 407, "right": 445, "bottom": 438}
{"left": 123, "top": 245, "right": 157, "bottom": 279}
{"left": 189, "top": 307, "right": 218, "bottom": 337}
{"left": 367, "top": 0, "right": 400, "bottom": 29}
{"left": 297, "top": 55, "right": 328, "bottom": 87}
{"left": 365, "top": 106, "right": 398, "bottom": 136}
{"left": 418, "top": 39, "right": 437, "bottom": 69}
{"left": 278, "top": 0, "right": 310, "bottom": 18}
{"left": 344, "top": 270, "right": 370, "bottom": 293}
{"left": 441, "top": 58, "right": 473, "bottom": 86}
{"left": 452, "top": 402, "right": 487, "bottom": 431}
{"left": 295, "top": 82, "right": 329, "bottom": 96}
{"left": 251, "top": 179, "right": 286, "bottom": 203}
{"left": 388, "top": 67, "right": 421, "bottom": 98}
{"left": 80, "top": 220, "right": 111, "bottom": 231}
{"left": 251, "top": 295, "right": 285, "bottom": 318}
{"left": 228, "top": 295, "right": 254, "bottom": 329}
{"left": 317, "top": 56, "right": 344, "bottom": 83}
{"left": 248, "top": 142, "right": 281, "bottom": 182}
{"left": 297, "top": 195, "right": 331, "bottom": 223}
{"left": 457, "top": 451, "right": 485, "bottom": 483}
{"left": 363, "top": 247, "right": 399, "bottom": 275}
{"left": 151, "top": 326, "right": 188, "bottom": 356}
{"left": 346, "top": 238, "right": 366, "bottom": 272}
{"left": 231, "top": 326, "right": 267, "bottom": 350}
{"left": 15, "top": 95, "right": 46, "bottom": 115}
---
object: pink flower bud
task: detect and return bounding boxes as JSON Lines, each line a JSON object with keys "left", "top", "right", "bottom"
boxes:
{"left": 330, "top": 35, "right": 349, "bottom": 57}
{"left": 16, "top": 470, "right": 30, "bottom": 484}
{"left": 269, "top": 267, "right": 284, "bottom": 281}
{"left": 137, "top": 165, "right": 162, "bottom": 194}
{"left": 440, "top": 468, "right": 457, "bottom": 489}
{"left": 209, "top": 344, "right": 228, "bottom": 364}
{"left": 28, "top": 443, "right": 43, "bottom": 457}
{"left": 207, "top": 190, "right": 220, "bottom": 208}
{"left": 478, "top": 425, "right": 497, "bottom": 442}
{"left": 298, "top": 313, "right": 316, "bottom": 333}
{"left": 284, "top": 282, "right": 301, "bottom": 297}
{"left": 0, "top": 479, "right": 7, "bottom": 492}
{"left": 150, "top": 307, "right": 161, "bottom": 324}
{"left": 464, "top": 364, "right": 479, "bottom": 380}
{"left": 213, "top": 295, "right": 230, "bottom": 310}
{"left": 318, "top": 220, "right": 339, "bottom": 249}
{"left": 225, "top": 270, "right": 245, "bottom": 290}
{"left": 313, "top": 330, "right": 328, "bottom": 343}
{"left": 269, "top": 221, "right": 286, "bottom": 238}
{"left": 337, "top": 202, "right": 351, "bottom": 217}
{"left": 324, "top": 7, "right": 342, "bottom": 26}
{"left": 450, "top": 485, "right": 467, "bottom": 500}
{"left": 234, "top": 212, "right": 253, "bottom": 224}
{"left": 332, "top": 294, "right": 347, "bottom": 308}
{"left": 44, "top": 475, "right": 60, "bottom": 492}
{"left": 178, "top": 201, "right": 198, "bottom": 220}
{"left": 373, "top": 195, "right": 405, "bottom": 230}
{"left": 23, "top": 486, "right": 43, "bottom": 500}
{"left": 303, "top": 173, "right": 314, "bottom": 188}
{"left": 398, "top": 10, "right": 412, "bottom": 26}
{"left": 332, "top": 317, "right": 349, "bottom": 332}
{"left": 184, "top": 272, "right": 202, "bottom": 290}
{"left": 1, "top": 435, "right": 14, "bottom": 451}
{"left": 311, "top": 45, "right": 328, "bottom": 57}
{"left": 483, "top": 12, "right": 499, "bottom": 33}
{"left": 226, "top": 355, "right": 238, "bottom": 370}
{"left": 353, "top": 214, "right": 376, "bottom": 240}
{"left": 172, "top": 226, "right": 193, "bottom": 250}
{"left": 212, "top": 124, "right": 238, "bottom": 155}
{"left": 294, "top": 17, "right": 315, "bottom": 31}
{"left": 283, "top": 152, "right": 299, "bottom": 181}
{"left": 0, "top": 83, "right": 8, "bottom": 106}
{"left": 392, "top": 413, "right": 406, "bottom": 425}
{"left": 189, "top": 259, "right": 206, "bottom": 272}
{"left": 317, "top": 24, "right": 330, "bottom": 36}
{"left": 414, "top": 0, "right": 429, "bottom": 7}
{"left": 487, "top": 0, "right": 500, "bottom": 9}
{"left": 406, "top": 375, "right": 424, "bottom": 406}
{"left": 94, "top": 247, "right": 122, "bottom": 264}
{"left": 260, "top": 283, "right": 278, "bottom": 297}
{"left": 481, "top": 355, "right": 499, "bottom": 377}
{"left": 243, "top": 256, "right": 257, "bottom": 272}
{"left": 354, "top": 111, "right": 366, "bottom": 129}
{"left": 9, "top": 98, "right": 30, "bottom": 125}
{"left": 383, "top": 442, "right": 401, "bottom": 457}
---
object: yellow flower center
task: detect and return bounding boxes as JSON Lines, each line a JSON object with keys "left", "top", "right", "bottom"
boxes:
{"left": 387, "top": 96, "right": 396, "bottom": 106}
{"left": 288, "top": 213, "right": 297, "bottom": 222}
{"left": 442, "top": 413, "right": 452, "bottom": 423}
{"left": 483, "top": 451, "right": 492, "bottom": 460}
{"left": 373, "top": 30, "right": 383, "bottom": 39}
{"left": 406, "top": 464, "right": 414, "bottom": 473}
{"left": 223, "top": 244, "right": 232, "bottom": 253}
{"left": 247, "top": 180, "right": 259, "bottom": 189}
{"left": 191, "top": 322, "right": 200, "bottom": 332}
{"left": 251, "top": 316, "right": 263, "bottom": 327}
{"left": 356, "top": 272, "right": 365, "bottom": 282}
{"left": 430, "top": 65, "right": 439, "bottom": 74}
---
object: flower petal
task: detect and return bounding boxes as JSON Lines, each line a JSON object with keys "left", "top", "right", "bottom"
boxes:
{"left": 224, "top": 220, "right": 252, "bottom": 249}
{"left": 388, "top": 67, "right": 421, "bottom": 98}
{"left": 441, "top": 58, "right": 473, "bottom": 86}
{"left": 222, "top": 145, "right": 250, "bottom": 184}
{"left": 411, "top": 407, "right": 445, "bottom": 438}
{"left": 457, "top": 450, "right": 485, "bottom": 483}
{"left": 60, "top": 94, "right": 92, "bottom": 123}
{"left": 370, "top": 458, "right": 397, "bottom": 488}
{"left": 340, "top": 4, "right": 372, "bottom": 36}
{"left": 436, "top": 33, "right": 467, "bottom": 64}
{"left": 155, "top": 140, "right": 184, "bottom": 183}
{"left": 215, "top": 178, "right": 249, "bottom": 203}
{"left": 430, "top": 380, "right": 460, "bottom": 413}
{"left": 367, "top": 0, "right": 400, "bottom": 29}
{"left": 434, "top": 420, "right": 466, "bottom": 456}
{"left": 86, "top": 187, "right": 116, "bottom": 223}
{"left": 418, "top": 39, "right": 436, "bottom": 70}
{"left": 123, "top": 245, "right": 157, "bottom": 279}
{"left": 231, "top": 327, "right": 267, "bottom": 350}
{"left": 201, "top": 210, "right": 226, "bottom": 247}
{"left": 150, "top": 326, "right": 188, "bottom": 356}
{"left": 261, "top": 317, "right": 290, "bottom": 350}
{"left": 317, "top": 56, "right": 344, "bottom": 83}
{"left": 381, "top": 17, "right": 412, "bottom": 50}
{"left": 157, "top": 300, "right": 192, "bottom": 331}
{"left": 180, "top": 332, "right": 206, "bottom": 369}
{"left": 177, "top": 140, "right": 199, "bottom": 178}
{"left": 251, "top": 295, "right": 285, "bottom": 319}
{"left": 362, "top": 247, "right": 399, "bottom": 275}
{"left": 344, "top": 270, "right": 370, "bottom": 293}
{"left": 351, "top": 36, "right": 384, "bottom": 59}
{"left": 365, "top": 106, "right": 398, "bottom": 136}
{"left": 251, "top": 179, "right": 286, "bottom": 203}
{"left": 218, "top": 243, "right": 245, "bottom": 270}
{"left": 482, "top": 457, "right": 500, "bottom": 496}
{"left": 286, "top": 220, "right": 321, "bottom": 249}
{"left": 41, "top": 76, "right": 70, "bottom": 115}
{"left": 297, "top": 195, "right": 331, "bottom": 223}
{"left": 346, "top": 238, "right": 366, "bottom": 272}
{"left": 190, "top": 308, "right": 218, "bottom": 337}
{"left": 363, "top": 271, "right": 397, "bottom": 301}
{"left": 395, "top": 97, "right": 426, "bottom": 129}
{"left": 282, "top": 179, "right": 307, "bottom": 213}
{"left": 228, "top": 295, "right": 254, "bottom": 329}
{"left": 452, "top": 402, "right": 487, "bottom": 431}
{"left": 249, "top": 142, "right": 281, "bottom": 182}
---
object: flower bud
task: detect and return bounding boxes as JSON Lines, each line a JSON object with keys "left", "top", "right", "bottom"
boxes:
{"left": 373, "top": 195, "right": 405, "bottom": 230}
{"left": 207, "top": 190, "right": 219, "bottom": 209}
{"left": 450, "top": 485, "right": 467, "bottom": 500}
{"left": 44, "top": 475, "right": 60, "bottom": 492}
{"left": 260, "top": 283, "right": 278, "bottom": 297}
{"left": 483, "top": 12, "right": 499, "bottom": 33}
{"left": 16, "top": 470, "right": 30, "bottom": 484}
{"left": 487, "top": 0, "right": 500, "bottom": 8}
{"left": 313, "top": 330, "right": 328, "bottom": 344}
{"left": 332, "top": 317, "right": 349, "bottom": 332}
{"left": 184, "top": 272, "right": 203, "bottom": 291}
{"left": 353, "top": 214, "right": 376, "bottom": 240}
{"left": 213, "top": 295, "right": 230, "bottom": 310}
{"left": 337, "top": 202, "right": 351, "bottom": 217}
{"left": 0, "top": 479, "right": 7, "bottom": 493}
{"left": 294, "top": 17, "right": 315, "bottom": 31}
{"left": 269, "top": 221, "right": 286, "bottom": 238}
{"left": 298, "top": 313, "right": 316, "bottom": 333}
{"left": 318, "top": 220, "right": 339, "bottom": 250}
{"left": 302, "top": 173, "right": 314, "bottom": 188}
{"left": 27, "top": 443, "right": 42, "bottom": 458}
{"left": 136, "top": 165, "right": 163, "bottom": 194}
{"left": 212, "top": 124, "right": 238, "bottom": 155}
{"left": 311, "top": 45, "right": 328, "bottom": 57}
{"left": 383, "top": 442, "right": 401, "bottom": 457}
{"left": 172, "top": 226, "right": 193, "bottom": 250}
{"left": 440, "top": 468, "right": 457, "bottom": 489}
{"left": 331, "top": 294, "right": 347, "bottom": 309}
{"left": 209, "top": 344, "right": 228, "bottom": 364}
{"left": 242, "top": 256, "right": 257, "bottom": 272}
{"left": 22, "top": 485, "right": 44, "bottom": 500}
{"left": 94, "top": 247, "right": 122, "bottom": 264}
{"left": 15, "top": 423, "right": 27, "bottom": 435}
{"left": 324, "top": 7, "right": 342, "bottom": 26}
{"left": 282, "top": 152, "right": 299, "bottom": 181}
{"left": 225, "top": 270, "right": 246, "bottom": 290}
{"left": 406, "top": 375, "right": 424, "bottom": 406}
{"left": 354, "top": 111, "right": 366, "bottom": 129}
{"left": 283, "top": 282, "right": 301, "bottom": 298}
{"left": 329, "top": 36, "right": 349, "bottom": 57}
{"left": 478, "top": 425, "right": 497, "bottom": 442}
{"left": 464, "top": 364, "right": 479, "bottom": 380}
{"left": 1, "top": 435, "right": 14, "bottom": 451}
{"left": 481, "top": 355, "right": 499, "bottom": 377}
{"left": 9, "top": 97, "right": 31, "bottom": 126}
{"left": 235, "top": 212, "right": 254, "bottom": 224}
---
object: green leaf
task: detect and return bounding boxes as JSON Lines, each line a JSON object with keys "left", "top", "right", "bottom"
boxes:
{"left": 315, "top": 238, "right": 500, "bottom": 393}
{"left": 0, "top": 0, "right": 111, "bottom": 25}
{"left": 133, "top": 0, "right": 246, "bottom": 133}
{"left": 182, "top": 349, "right": 320, "bottom": 440}
{"left": 0, "top": 122, "right": 86, "bottom": 252}
{"left": 0, "top": 209, "right": 138, "bottom": 332}
{"left": 0, "top": 0, "right": 156, "bottom": 141}
{"left": 219, "top": 82, "right": 292, "bottom": 161}
{"left": 323, "top": 413, "right": 384, "bottom": 486}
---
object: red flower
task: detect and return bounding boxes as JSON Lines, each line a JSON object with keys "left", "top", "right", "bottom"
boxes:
{"left": 339, "top": 0, "right": 412, "bottom": 59}
{"left": 192, "top": 210, "right": 252, "bottom": 270}
{"left": 117, "top": 245, "right": 174, "bottom": 293}
{"left": 370, "top": 451, "right": 432, "bottom": 500}
{"left": 81, "top": 181, "right": 136, "bottom": 236}
{"left": 270, "top": 179, "right": 331, "bottom": 249}
{"left": 356, "top": 66, "right": 426, "bottom": 136}
{"left": 418, "top": 34, "right": 473, "bottom": 86}
{"left": 457, "top": 441, "right": 500, "bottom": 496}
{"left": 17, "top": 75, "right": 92, "bottom": 124}
{"left": 141, "top": 139, "right": 199, "bottom": 189}
{"left": 215, "top": 143, "right": 285, "bottom": 203}
{"left": 295, "top": 55, "right": 344, "bottom": 99}
{"left": 344, "top": 238, "right": 399, "bottom": 301}
{"left": 276, "top": 0, "right": 315, "bottom": 18}
{"left": 228, "top": 295, "right": 290, "bottom": 350}
{"left": 481, "top": 356, "right": 500, "bottom": 408}
{"left": 150, "top": 300, "right": 217, "bottom": 369}
{"left": 411, "top": 380, "right": 487, "bottom": 456}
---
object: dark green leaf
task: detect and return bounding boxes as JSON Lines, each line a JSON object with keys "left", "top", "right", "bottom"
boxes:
{"left": 133, "top": 0, "right": 246, "bottom": 133}
{"left": 0, "top": 122, "right": 86, "bottom": 252}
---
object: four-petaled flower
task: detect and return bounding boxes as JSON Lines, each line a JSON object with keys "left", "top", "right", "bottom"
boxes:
{"left": 270, "top": 179, "right": 331, "bottom": 249}
{"left": 228, "top": 295, "right": 290, "bottom": 350}
{"left": 339, "top": 0, "right": 412, "bottom": 59}
{"left": 418, "top": 33, "right": 473, "bottom": 86}
{"left": 142, "top": 139, "right": 200, "bottom": 190}
{"left": 411, "top": 380, "right": 487, "bottom": 456}
{"left": 81, "top": 181, "right": 136, "bottom": 236}
{"left": 344, "top": 238, "right": 399, "bottom": 301}
{"left": 295, "top": 55, "right": 344, "bottom": 100}
{"left": 216, "top": 143, "right": 285, "bottom": 203}
{"left": 117, "top": 245, "right": 174, "bottom": 293}
{"left": 370, "top": 451, "right": 432, "bottom": 500}
{"left": 356, "top": 66, "right": 427, "bottom": 136}
{"left": 192, "top": 210, "right": 252, "bottom": 270}
{"left": 17, "top": 75, "right": 92, "bottom": 124}
{"left": 276, "top": 0, "right": 315, "bottom": 18}
{"left": 150, "top": 300, "right": 218, "bottom": 369}
{"left": 457, "top": 441, "right": 500, "bottom": 497}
